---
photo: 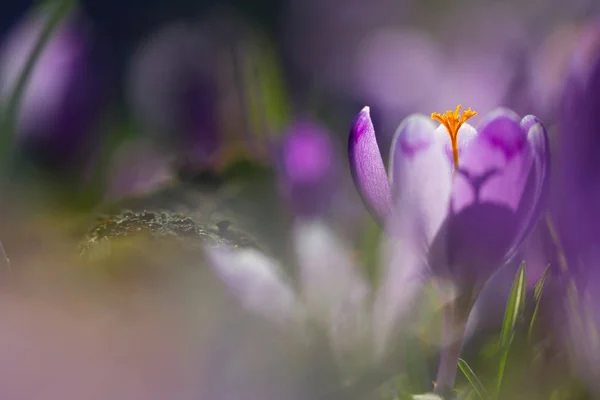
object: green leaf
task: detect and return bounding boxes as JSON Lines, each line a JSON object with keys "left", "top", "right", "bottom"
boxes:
{"left": 499, "top": 262, "right": 527, "bottom": 348}
{"left": 528, "top": 265, "right": 550, "bottom": 340}
{"left": 458, "top": 358, "right": 490, "bottom": 400}
{"left": 496, "top": 262, "right": 527, "bottom": 397}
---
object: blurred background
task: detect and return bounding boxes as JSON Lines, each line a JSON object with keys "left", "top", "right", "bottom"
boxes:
{"left": 0, "top": 0, "right": 598, "bottom": 398}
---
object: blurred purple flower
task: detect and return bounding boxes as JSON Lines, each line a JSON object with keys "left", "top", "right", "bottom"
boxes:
{"left": 276, "top": 119, "right": 339, "bottom": 217}
{"left": 521, "top": 20, "right": 600, "bottom": 124}
{"left": 356, "top": 4, "right": 527, "bottom": 117}
{"left": 127, "top": 22, "right": 219, "bottom": 169}
{"left": 554, "top": 24, "right": 600, "bottom": 272}
{"left": 552, "top": 25, "right": 600, "bottom": 391}
{"left": 350, "top": 105, "right": 549, "bottom": 292}
{"left": 0, "top": 10, "right": 106, "bottom": 170}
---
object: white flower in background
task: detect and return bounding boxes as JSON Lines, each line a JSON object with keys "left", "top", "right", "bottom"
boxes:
{"left": 205, "top": 219, "right": 426, "bottom": 369}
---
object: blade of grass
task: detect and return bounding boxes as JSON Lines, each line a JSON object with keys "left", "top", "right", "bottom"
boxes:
{"left": 499, "top": 262, "right": 527, "bottom": 348}
{"left": 496, "top": 262, "right": 527, "bottom": 397}
{"left": 458, "top": 358, "right": 490, "bottom": 400}
{"left": 528, "top": 265, "right": 550, "bottom": 340}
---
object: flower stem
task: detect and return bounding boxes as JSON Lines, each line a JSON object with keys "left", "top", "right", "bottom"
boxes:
{"left": 434, "top": 297, "right": 471, "bottom": 398}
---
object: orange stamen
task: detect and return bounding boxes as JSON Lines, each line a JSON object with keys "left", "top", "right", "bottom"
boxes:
{"left": 431, "top": 104, "right": 477, "bottom": 169}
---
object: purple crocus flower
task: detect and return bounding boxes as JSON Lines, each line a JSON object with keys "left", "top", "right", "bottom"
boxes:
{"left": 0, "top": 10, "right": 106, "bottom": 171}
{"left": 276, "top": 119, "right": 339, "bottom": 217}
{"left": 349, "top": 104, "right": 550, "bottom": 393}
{"left": 350, "top": 105, "right": 549, "bottom": 290}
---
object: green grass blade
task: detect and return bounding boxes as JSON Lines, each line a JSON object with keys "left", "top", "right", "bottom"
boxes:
{"left": 458, "top": 358, "right": 490, "bottom": 400}
{"left": 496, "top": 262, "right": 527, "bottom": 397}
{"left": 499, "top": 262, "right": 527, "bottom": 348}
{"left": 528, "top": 265, "right": 550, "bottom": 340}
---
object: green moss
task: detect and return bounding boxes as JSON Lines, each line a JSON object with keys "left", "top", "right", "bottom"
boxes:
{"left": 80, "top": 209, "right": 260, "bottom": 260}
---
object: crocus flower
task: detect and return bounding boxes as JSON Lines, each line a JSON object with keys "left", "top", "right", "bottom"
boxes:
{"left": 276, "top": 119, "right": 339, "bottom": 217}
{"left": 205, "top": 219, "right": 426, "bottom": 391}
{"left": 350, "top": 104, "right": 549, "bottom": 291}
{"left": 0, "top": 9, "right": 106, "bottom": 171}
{"left": 349, "top": 104, "right": 550, "bottom": 393}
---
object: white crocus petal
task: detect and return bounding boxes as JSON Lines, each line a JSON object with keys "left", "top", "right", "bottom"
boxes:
{"left": 205, "top": 246, "right": 300, "bottom": 326}
{"left": 389, "top": 115, "right": 453, "bottom": 243}
{"left": 293, "top": 220, "right": 371, "bottom": 356}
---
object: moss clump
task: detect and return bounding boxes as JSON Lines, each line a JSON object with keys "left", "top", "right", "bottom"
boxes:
{"left": 80, "top": 209, "right": 259, "bottom": 260}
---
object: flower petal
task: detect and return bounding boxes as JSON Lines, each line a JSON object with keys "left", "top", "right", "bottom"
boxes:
{"left": 348, "top": 106, "right": 392, "bottom": 223}
{"left": 205, "top": 246, "right": 300, "bottom": 325}
{"left": 389, "top": 114, "right": 452, "bottom": 241}
{"left": 452, "top": 108, "right": 532, "bottom": 213}
{"left": 293, "top": 220, "right": 370, "bottom": 351}
{"left": 508, "top": 116, "right": 550, "bottom": 252}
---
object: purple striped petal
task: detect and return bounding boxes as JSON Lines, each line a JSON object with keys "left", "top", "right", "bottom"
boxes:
{"left": 348, "top": 106, "right": 392, "bottom": 223}
{"left": 452, "top": 109, "right": 532, "bottom": 213}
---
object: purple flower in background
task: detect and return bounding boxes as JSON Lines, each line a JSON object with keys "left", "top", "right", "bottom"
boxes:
{"left": 127, "top": 22, "right": 219, "bottom": 170}
{"left": 553, "top": 23, "right": 600, "bottom": 266}
{"left": 276, "top": 119, "right": 339, "bottom": 217}
{"left": 0, "top": 10, "right": 106, "bottom": 171}
{"left": 552, "top": 26, "right": 600, "bottom": 392}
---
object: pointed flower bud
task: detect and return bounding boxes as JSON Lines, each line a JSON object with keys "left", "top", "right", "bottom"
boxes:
{"left": 348, "top": 106, "right": 392, "bottom": 223}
